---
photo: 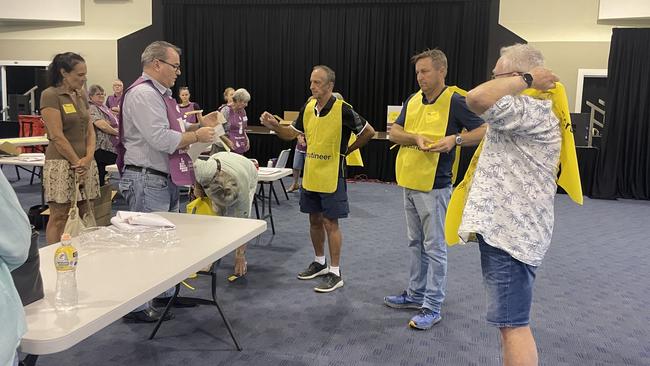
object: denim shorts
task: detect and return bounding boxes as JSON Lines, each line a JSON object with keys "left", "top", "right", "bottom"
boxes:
{"left": 292, "top": 149, "right": 305, "bottom": 170}
{"left": 299, "top": 177, "right": 349, "bottom": 219}
{"left": 478, "top": 234, "right": 537, "bottom": 327}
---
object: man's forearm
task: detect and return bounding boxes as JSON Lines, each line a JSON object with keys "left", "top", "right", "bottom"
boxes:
{"left": 270, "top": 125, "right": 299, "bottom": 141}
{"left": 388, "top": 124, "right": 417, "bottom": 145}
{"left": 467, "top": 76, "right": 528, "bottom": 115}
{"left": 177, "top": 131, "right": 198, "bottom": 149}
{"left": 347, "top": 124, "right": 375, "bottom": 154}
{"left": 459, "top": 124, "right": 487, "bottom": 147}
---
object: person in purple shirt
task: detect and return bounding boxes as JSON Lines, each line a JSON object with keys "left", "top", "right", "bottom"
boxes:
{"left": 105, "top": 79, "right": 123, "bottom": 116}
{"left": 177, "top": 86, "right": 201, "bottom": 123}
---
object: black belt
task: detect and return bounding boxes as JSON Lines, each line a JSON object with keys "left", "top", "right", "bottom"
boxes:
{"left": 124, "top": 165, "right": 169, "bottom": 178}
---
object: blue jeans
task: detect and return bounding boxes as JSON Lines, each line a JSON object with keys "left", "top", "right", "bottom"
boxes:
{"left": 118, "top": 168, "right": 179, "bottom": 213}
{"left": 404, "top": 186, "right": 452, "bottom": 313}
{"left": 478, "top": 235, "right": 537, "bottom": 327}
{"left": 118, "top": 168, "right": 179, "bottom": 310}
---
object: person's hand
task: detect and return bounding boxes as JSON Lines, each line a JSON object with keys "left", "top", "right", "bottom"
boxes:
{"left": 72, "top": 156, "right": 92, "bottom": 177}
{"left": 195, "top": 127, "right": 215, "bottom": 143}
{"left": 244, "top": 139, "right": 250, "bottom": 151}
{"left": 528, "top": 67, "right": 559, "bottom": 90}
{"left": 297, "top": 134, "right": 306, "bottom": 145}
{"left": 260, "top": 111, "right": 280, "bottom": 129}
{"left": 414, "top": 135, "right": 434, "bottom": 151}
{"left": 111, "top": 106, "right": 120, "bottom": 113}
{"left": 234, "top": 255, "right": 247, "bottom": 276}
{"left": 427, "top": 135, "right": 456, "bottom": 153}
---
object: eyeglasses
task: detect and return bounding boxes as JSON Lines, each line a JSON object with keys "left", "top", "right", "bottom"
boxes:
{"left": 157, "top": 59, "right": 181, "bottom": 73}
{"left": 491, "top": 71, "right": 522, "bottom": 79}
{"left": 92, "top": 93, "right": 105, "bottom": 97}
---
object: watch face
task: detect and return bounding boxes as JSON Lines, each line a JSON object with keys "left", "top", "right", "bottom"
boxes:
{"left": 455, "top": 135, "right": 462, "bottom": 145}
{"left": 523, "top": 73, "right": 533, "bottom": 87}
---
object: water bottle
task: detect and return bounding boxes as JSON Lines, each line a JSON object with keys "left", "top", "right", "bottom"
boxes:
{"left": 54, "top": 233, "right": 78, "bottom": 311}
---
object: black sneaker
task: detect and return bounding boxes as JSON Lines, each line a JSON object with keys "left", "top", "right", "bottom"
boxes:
{"left": 297, "top": 261, "right": 329, "bottom": 280}
{"left": 314, "top": 273, "right": 344, "bottom": 293}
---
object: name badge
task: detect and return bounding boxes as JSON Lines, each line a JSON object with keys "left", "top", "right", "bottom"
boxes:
{"left": 62, "top": 104, "right": 77, "bottom": 114}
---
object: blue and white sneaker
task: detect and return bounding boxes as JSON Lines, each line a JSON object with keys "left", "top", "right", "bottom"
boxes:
{"left": 408, "top": 308, "right": 442, "bottom": 330}
{"left": 383, "top": 291, "right": 423, "bottom": 309}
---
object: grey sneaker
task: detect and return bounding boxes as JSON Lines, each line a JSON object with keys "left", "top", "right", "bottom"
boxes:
{"left": 314, "top": 273, "right": 344, "bottom": 293}
{"left": 297, "top": 261, "right": 329, "bottom": 280}
{"left": 384, "top": 291, "right": 423, "bottom": 309}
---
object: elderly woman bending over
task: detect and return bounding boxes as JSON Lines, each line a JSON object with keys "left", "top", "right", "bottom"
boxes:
{"left": 193, "top": 152, "right": 258, "bottom": 276}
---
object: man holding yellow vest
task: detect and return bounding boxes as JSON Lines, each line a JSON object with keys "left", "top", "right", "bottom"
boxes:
{"left": 384, "top": 49, "right": 486, "bottom": 330}
{"left": 462, "top": 44, "right": 573, "bottom": 366}
{"left": 260, "top": 65, "right": 375, "bottom": 292}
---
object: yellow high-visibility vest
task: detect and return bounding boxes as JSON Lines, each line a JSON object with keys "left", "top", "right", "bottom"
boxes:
{"left": 396, "top": 87, "right": 465, "bottom": 191}
{"left": 302, "top": 98, "right": 343, "bottom": 193}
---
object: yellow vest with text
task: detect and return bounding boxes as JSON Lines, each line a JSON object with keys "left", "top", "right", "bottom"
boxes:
{"left": 303, "top": 98, "right": 343, "bottom": 193}
{"left": 346, "top": 134, "right": 364, "bottom": 167}
{"left": 396, "top": 87, "right": 465, "bottom": 191}
{"left": 444, "top": 82, "right": 583, "bottom": 245}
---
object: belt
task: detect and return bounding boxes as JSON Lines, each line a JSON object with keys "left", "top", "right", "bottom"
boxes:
{"left": 124, "top": 165, "right": 169, "bottom": 178}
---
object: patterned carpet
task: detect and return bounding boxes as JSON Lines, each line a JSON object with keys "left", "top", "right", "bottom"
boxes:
{"left": 5, "top": 167, "right": 649, "bottom": 366}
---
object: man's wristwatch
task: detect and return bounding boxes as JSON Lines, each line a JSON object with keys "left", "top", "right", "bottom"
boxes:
{"left": 522, "top": 73, "right": 533, "bottom": 88}
{"left": 455, "top": 133, "right": 463, "bottom": 146}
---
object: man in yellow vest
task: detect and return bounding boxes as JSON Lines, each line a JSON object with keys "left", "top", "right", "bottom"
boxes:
{"left": 260, "top": 65, "right": 376, "bottom": 292}
{"left": 384, "top": 49, "right": 486, "bottom": 330}
{"left": 462, "top": 44, "right": 563, "bottom": 366}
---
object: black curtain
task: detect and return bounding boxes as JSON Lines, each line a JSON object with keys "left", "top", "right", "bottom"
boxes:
{"left": 161, "top": 0, "right": 489, "bottom": 132}
{"left": 592, "top": 28, "right": 650, "bottom": 200}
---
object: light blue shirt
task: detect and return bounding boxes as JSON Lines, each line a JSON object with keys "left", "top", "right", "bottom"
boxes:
{"left": 122, "top": 73, "right": 186, "bottom": 173}
{"left": 0, "top": 170, "right": 30, "bottom": 366}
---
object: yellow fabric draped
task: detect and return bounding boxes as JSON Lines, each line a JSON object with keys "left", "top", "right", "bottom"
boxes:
{"left": 444, "top": 82, "right": 583, "bottom": 246}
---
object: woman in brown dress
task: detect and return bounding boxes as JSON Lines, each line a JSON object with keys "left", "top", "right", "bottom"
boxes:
{"left": 40, "top": 52, "right": 100, "bottom": 244}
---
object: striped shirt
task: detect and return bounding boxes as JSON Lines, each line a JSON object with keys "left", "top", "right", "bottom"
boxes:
{"left": 121, "top": 73, "right": 189, "bottom": 173}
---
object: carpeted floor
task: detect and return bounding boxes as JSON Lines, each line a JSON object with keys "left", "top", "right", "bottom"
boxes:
{"left": 4, "top": 166, "right": 649, "bottom": 366}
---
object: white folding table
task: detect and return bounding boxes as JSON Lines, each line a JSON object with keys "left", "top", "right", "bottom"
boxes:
{"left": 19, "top": 212, "right": 266, "bottom": 365}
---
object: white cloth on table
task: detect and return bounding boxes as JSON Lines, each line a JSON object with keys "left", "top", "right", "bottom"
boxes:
{"left": 110, "top": 211, "right": 176, "bottom": 231}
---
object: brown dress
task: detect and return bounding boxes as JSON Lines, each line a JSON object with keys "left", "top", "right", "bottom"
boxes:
{"left": 40, "top": 86, "right": 100, "bottom": 204}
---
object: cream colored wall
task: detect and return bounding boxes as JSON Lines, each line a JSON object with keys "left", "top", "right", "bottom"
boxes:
{"left": 529, "top": 41, "right": 610, "bottom": 110}
{"left": 0, "top": 0, "right": 151, "bottom": 91}
{"left": 0, "top": 39, "right": 117, "bottom": 92}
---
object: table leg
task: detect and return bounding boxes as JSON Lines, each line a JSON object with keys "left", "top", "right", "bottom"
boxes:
{"left": 270, "top": 182, "right": 280, "bottom": 205}
{"left": 148, "top": 283, "right": 181, "bottom": 340}
{"left": 267, "top": 183, "right": 275, "bottom": 235}
{"left": 279, "top": 178, "right": 289, "bottom": 200}
{"left": 209, "top": 272, "right": 242, "bottom": 351}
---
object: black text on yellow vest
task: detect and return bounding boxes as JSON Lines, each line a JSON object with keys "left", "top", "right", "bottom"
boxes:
{"left": 396, "top": 88, "right": 456, "bottom": 191}
{"left": 303, "top": 99, "right": 343, "bottom": 193}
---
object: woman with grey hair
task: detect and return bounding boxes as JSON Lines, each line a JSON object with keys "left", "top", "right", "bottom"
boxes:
{"left": 220, "top": 88, "right": 251, "bottom": 155}
{"left": 193, "top": 152, "right": 258, "bottom": 277}
{"left": 88, "top": 84, "right": 119, "bottom": 185}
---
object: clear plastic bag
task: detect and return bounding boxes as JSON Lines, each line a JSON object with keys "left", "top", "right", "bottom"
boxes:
{"left": 74, "top": 226, "right": 179, "bottom": 257}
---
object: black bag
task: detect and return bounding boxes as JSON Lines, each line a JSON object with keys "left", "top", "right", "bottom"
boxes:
{"left": 27, "top": 204, "right": 49, "bottom": 230}
{"left": 11, "top": 226, "right": 44, "bottom": 306}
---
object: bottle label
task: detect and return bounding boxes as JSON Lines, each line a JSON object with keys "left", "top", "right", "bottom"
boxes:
{"left": 54, "top": 246, "right": 78, "bottom": 272}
